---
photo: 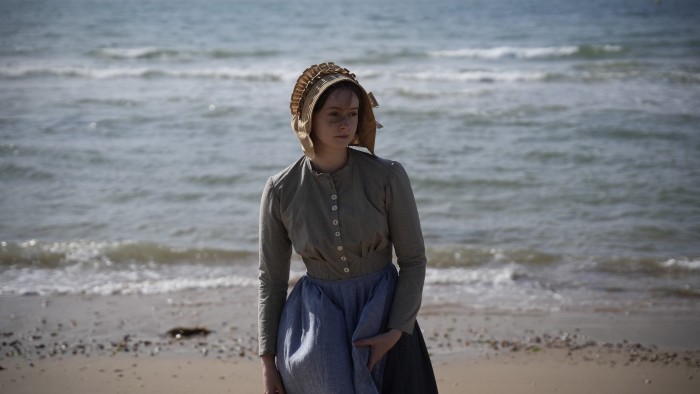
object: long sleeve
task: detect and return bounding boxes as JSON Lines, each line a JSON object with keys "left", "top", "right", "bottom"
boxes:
{"left": 385, "top": 161, "right": 427, "bottom": 334}
{"left": 258, "top": 176, "right": 292, "bottom": 355}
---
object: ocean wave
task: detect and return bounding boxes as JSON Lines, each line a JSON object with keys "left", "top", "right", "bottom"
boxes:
{"left": 75, "top": 98, "right": 141, "bottom": 107}
{"left": 392, "top": 87, "right": 490, "bottom": 100}
{"left": 92, "top": 47, "right": 180, "bottom": 60}
{"left": 0, "top": 66, "right": 285, "bottom": 81}
{"left": 0, "top": 240, "right": 259, "bottom": 295}
{"left": 591, "top": 256, "right": 700, "bottom": 276}
{"left": 424, "top": 265, "right": 522, "bottom": 286}
{"left": 397, "top": 70, "right": 550, "bottom": 83}
{"left": 85, "top": 275, "right": 257, "bottom": 296}
{"left": 394, "top": 66, "right": 698, "bottom": 85}
{"left": 422, "top": 266, "right": 572, "bottom": 311}
{"left": 582, "top": 126, "right": 691, "bottom": 142}
{"left": 415, "top": 177, "right": 540, "bottom": 194}
{"left": 653, "top": 286, "right": 700, "bottom": 299}
{"left": 184, "top": 173, "right": 245, "bottom": 187}
{"left": 3, "top": 240, "right": 698, "bottom": 299}
{"left": 340, "top": 49, "right": 426, "bottom": 65}
{"left": 6, "top": 64, "right": 689, "bottom": 85}
{"left": 0, "top": 265, "right": 256, "bottom": 296}
{"left": 0, "top": 240, "right": 254, "bottom": 268}
{"left": 0, "top": 162, "right": 54, "bottom": 180}
{"left": 429, "top": 44, "right": 623, "bottom": 60}
{"left": 89, "top": 47, "right": 279, "bottom": 60}
{"left": 666, "top": 70, "right": 700, "bottom": 84}
{"left": 0, "top": 264, "right": 524, "bottom": 296}
{"left": 571, "top": 61, "right": 700, "bottom": 84}
{"left": 661, "top": 258, "right": 700, "bottom": 271}
{"left": 425, "top": 247, "right": 700, "bottom": 280}
{"left": 426, "top": 246, "right": 561, "bottom": 268}
{"left": 0, "top": 65, "right": 548, "bottom": 83}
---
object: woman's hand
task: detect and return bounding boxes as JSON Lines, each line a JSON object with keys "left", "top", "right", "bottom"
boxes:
{"left": 261, "top": 354, "right": 286, "bottom": 394}
{"left": 353, "top": 328, "right": 403, "bottom": 370}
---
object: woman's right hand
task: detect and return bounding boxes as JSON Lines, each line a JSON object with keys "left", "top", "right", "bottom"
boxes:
{"left": 261, "top": 354, "right": 286, "bottom": 394}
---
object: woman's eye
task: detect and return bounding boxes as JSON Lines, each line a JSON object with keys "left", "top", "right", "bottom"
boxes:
{"left": 326, "top": 111, "right": 356, "bottom": 122}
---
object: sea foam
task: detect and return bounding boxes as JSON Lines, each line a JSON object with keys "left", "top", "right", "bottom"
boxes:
{"left": 0, "top": 66, "right": 285, "bottom": 81}
{"left": 397, "top": 70, "right": 549, "bottom": 83}
{"left": 429, "top": 45, "right": 623, "bottom": 59}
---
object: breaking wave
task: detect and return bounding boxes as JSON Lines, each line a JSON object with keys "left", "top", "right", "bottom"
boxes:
{"left": 429, "top": 44, "right": 623, "bottom": 60}
{"left": 0, "top": 66, "right": 286, "bottom": 81}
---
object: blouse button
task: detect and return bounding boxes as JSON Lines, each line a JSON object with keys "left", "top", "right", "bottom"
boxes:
{"left": 332, "top": 219, "right": 339, "bottom": 226}
{"left": 343, "top": 267, "right": 350, "bottom": 273}
{"left": 335, "top": 231, "right": 341, "bottom": 237}
{"left": 331, "top": 194, "right": 338, "bottom": 200}
{"left": 341, "top": 256, "right": 347, "bottom": 261}
{"left": 337, "top": 246, "right": 343, "bottom": 251}
{"left": 331, "top": 205, "right": 338, "bottom": 211}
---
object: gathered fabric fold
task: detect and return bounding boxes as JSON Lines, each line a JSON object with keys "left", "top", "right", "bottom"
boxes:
{"left": 277, "top": 264, "right": 397, "bottom": 394}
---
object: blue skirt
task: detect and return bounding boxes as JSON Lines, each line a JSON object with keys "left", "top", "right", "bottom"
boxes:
{"left": 276, "top": 263, "right": 397, "bottom": 394}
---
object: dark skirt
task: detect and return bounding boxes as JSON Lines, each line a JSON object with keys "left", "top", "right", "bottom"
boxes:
{"left": 382, "top": 320, "right": 439, "bottom": 394}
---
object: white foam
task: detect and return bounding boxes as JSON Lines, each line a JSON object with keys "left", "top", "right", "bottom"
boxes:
{"left": 97, "top": 47, "right": 165, "bottom": 59}
{"left": 0, "top": 66, "right": 284, "bottom": 81}
{"left": 429, "top": 45, "right": 622, "bottom": 59}
{"left": 0, "top": 265, "right": 257, "bottom": 296}
{"left": 661, "top": 258, "right": 700, "bottom": 271}
{"left": 89, "top": 275, "right": 257, "bottom": 295}
{"left": 398, "top": 70, "right": 547, "bottom": 83}
{"left": 394, "top": 87, "right": 490, "bottom": 99}
{"left": 431, "top": 46, "right": 578, "bottom": 59}
{"left": 422, "top": 266, "right": 573, "bottom": 312}
{"left": 424, "top": 265, "right": 519, "bottom": 287}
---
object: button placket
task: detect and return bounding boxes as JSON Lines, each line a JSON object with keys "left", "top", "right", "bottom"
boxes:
{"left": 329, "top": 180, "right": 349, "bottom": 274}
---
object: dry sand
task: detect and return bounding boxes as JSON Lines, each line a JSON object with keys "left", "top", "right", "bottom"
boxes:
{"left": 1, "top": 287, "right": 699, "bottom": 393}
{"left": 2, "top": 350, "right": 698, "bottom": 394}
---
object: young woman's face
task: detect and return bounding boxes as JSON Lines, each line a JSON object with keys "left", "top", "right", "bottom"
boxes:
{"left": 311, "top": 89, "right": 359, "bottom": 154}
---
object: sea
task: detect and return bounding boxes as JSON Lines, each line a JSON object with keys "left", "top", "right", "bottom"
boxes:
{"left": 1, "top": 0, "right": 699, "bottom": 314}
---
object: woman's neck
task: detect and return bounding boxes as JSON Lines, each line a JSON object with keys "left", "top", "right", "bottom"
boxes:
{"left": 310, "top": 147, "right": 349, "bottom": 174}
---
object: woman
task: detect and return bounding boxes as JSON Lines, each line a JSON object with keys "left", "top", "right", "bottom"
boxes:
{"left": 259, "top": 62, "right": 437, "bottom": 394}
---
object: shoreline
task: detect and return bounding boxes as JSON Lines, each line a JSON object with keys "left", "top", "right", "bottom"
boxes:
{"left": 2, "top": 288, "right": 700, "bottom": 393}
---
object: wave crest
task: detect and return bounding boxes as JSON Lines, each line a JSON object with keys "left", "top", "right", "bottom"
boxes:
{"left": 0, "top": 66, "right": 284, "bottom": 81}
{"left": 90, "top": 47, "right": 279, "bottom": 60}
{"left": 429, "top": 44, "right": 623, "bottom": 59}
{"left": 398, "top": 70, "right": 549, "bottom": 83}
{"left": 0, "top": 239, "right": 253, "bottom": 268}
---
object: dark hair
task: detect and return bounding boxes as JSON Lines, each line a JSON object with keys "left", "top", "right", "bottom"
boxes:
{"left": 313, "top": 81, "right": 366, "bottom": 118}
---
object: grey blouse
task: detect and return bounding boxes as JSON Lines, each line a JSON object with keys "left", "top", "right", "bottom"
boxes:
{"left": 258, "top": 148, "right": 427, "bottom": 356}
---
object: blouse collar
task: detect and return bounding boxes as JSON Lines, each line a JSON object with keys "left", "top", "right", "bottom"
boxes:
{"left": 305, "top": 148, "right": 355, "bottom": 181}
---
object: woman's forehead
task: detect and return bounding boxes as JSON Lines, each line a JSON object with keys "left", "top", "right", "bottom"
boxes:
{"left": 323, "top": 89, "right": 359, "bottom": 108}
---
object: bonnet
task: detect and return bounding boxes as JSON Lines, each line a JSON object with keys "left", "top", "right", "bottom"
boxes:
{"left": 290, "top": 62, "right": 381, "bottom": 159}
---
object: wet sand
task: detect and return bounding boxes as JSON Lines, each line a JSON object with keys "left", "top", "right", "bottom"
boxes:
{"left": 1, "top": 287, "right": 699, "bottom": 393}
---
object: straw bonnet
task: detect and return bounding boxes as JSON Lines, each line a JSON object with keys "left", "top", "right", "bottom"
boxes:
{"left": 290, "top": 62, "right": 381, "bottom": 159}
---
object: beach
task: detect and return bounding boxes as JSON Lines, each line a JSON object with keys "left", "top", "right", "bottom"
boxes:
{"left": 2, "top": 0, "right": 699, "bottom": 392}
{"left": 2, "top": 286, "right": 699, "bottom": 393}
